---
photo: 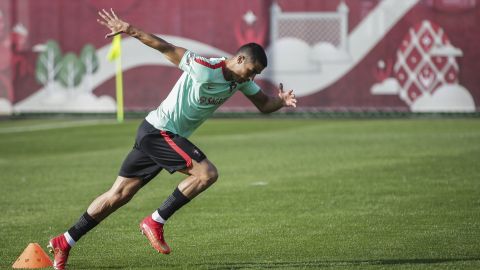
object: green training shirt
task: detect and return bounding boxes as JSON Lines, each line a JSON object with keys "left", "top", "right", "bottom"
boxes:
{"left": 145, "top": 50, "right": 261, "bottom": 138}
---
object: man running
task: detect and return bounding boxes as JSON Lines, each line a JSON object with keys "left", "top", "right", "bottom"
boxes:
{"left": 47, "top": 8, "right": 297, "bottom": 270}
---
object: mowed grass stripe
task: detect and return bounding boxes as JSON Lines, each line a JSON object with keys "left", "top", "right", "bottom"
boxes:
{"left": 0, "top": 118, "right": 479, "bottom": 269}
{"left": 0, "top": 119, "right": 117, "bottom": 133}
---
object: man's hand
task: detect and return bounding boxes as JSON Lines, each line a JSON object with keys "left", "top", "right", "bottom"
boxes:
{"left": 96, "top": 8, "right": 186, "bottom": 66}
{"left": 278, "top": 83, "right": 297, "bottom": 108}
{"left": 246, "top": 83, "right": 298, "bottom": 113}
{"left": 97, "top": 8, "right": 130, "bottom": 39}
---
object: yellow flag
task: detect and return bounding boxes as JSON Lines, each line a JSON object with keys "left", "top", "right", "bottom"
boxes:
{"left": 107, "top": 35, "right": 124, "bottom": 123}
{"left": 107, "top": 35, "right": 121, "bottom": 61}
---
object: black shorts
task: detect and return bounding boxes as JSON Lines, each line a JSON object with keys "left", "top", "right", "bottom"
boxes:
{"left": 119, "top": 120, "right": 206, "bottom": 183}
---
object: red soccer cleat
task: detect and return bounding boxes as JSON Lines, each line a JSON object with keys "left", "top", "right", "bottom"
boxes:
{"left": 139, "top": 216, "right": 171, "bottom": 254}
{"left": 47, "top": 234, "right": 71, "bottom": 270}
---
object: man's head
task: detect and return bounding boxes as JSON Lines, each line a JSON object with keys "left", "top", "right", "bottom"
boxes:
{"left": 227, "top": 43, "right": 267, "bottom": 83}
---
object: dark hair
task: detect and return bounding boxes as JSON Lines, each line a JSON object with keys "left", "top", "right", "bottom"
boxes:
{"left": 236, "top": 43, "right": 268, "bottom": 68}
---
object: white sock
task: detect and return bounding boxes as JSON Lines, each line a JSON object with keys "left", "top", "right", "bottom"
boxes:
{"left": 151, "top": 210, "right": 166, "bottom": 224}
{"left": 63, "top": 232, "right": 76, "bottom": 247}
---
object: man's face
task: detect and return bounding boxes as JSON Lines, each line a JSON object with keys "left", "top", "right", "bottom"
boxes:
{"left": 232, "top": 55, "right": 265, "bottom": 83}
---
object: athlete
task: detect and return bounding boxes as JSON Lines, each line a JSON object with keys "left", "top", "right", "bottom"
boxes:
{"left": 47, "top": 8, "right": 297, "bottom": 270}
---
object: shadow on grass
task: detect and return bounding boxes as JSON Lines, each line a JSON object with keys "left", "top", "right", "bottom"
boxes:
{"left": 72, "top": 257, "right": 480, "bottom": 269}
{"left": 193, "top": 258, "right": 480, "bottom": 269}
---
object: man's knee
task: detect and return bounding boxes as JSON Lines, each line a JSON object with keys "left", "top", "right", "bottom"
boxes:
{"left": 198, "top": 164, "right": 218, "bottom": 187}
{"left": 206, "top": 167, "right": 219, "bottom": 183}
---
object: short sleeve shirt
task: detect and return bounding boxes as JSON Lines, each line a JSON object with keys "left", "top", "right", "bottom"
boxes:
{"left": 145, "top": 50, "right": 261, "bottom": 138}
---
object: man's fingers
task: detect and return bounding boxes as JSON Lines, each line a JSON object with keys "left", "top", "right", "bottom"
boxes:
{"left": 105, "top": 31, "right": 119, "bottom": 39}
{"left": 102, "top": 9, "right": 114, "bottom": 21}
{"left": 97, "top": 17, "right": 114, "bottom": 38}
{"left": 110, "top": 8, "right": 118, "bottom": 19}
{"left": 98, "top": 11, "right": 109, "bottom": 22}
{"left": 278, "top": 85, "right": 297, "bottom": 108}
{"left": 96, "top": 19, "right": 108, "bottom": 27}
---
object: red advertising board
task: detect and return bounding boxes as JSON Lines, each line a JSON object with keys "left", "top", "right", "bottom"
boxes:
{"left": 0, "top": 0, "right": 478, "bottom": 114}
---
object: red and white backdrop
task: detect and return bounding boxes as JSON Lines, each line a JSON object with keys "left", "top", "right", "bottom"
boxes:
{"left": 0, "top": 0, "right": 479, "bottom": 114}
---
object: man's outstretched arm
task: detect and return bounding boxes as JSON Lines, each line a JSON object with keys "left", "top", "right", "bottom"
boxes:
{"left": 97, "top": 8, "right": 186, "bottom": 66}
{"left": 247, "top": 83, "right": 297, "bottom": 113}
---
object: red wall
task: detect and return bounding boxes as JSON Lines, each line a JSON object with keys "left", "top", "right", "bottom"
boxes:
{"left": 1, "top": 0, "right": 479, "bottom": 112}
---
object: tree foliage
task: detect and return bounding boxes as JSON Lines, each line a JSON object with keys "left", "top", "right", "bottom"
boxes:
{"left": 35, "top": 41, "right": 100, "bottom": 91}
{"left": 58, "top": 53, "right": 85, "bottom": 89}
{"left": 80, "top": 44, "right": 99, "bottom": 75}
{"left": 35, "top": 40, "right": 62, "bottom": 86}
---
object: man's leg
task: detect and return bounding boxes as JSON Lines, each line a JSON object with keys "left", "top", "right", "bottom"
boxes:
{"left": 87, "top": 176, "right": 145, "bottom": 221}
{"left": 49, "top": 176, "right": 144, "bottom": 270}
{"left": 158, "top": 158, "right": 218, "bottom": 219}
{"left": 140, "top": 158, "right": 218, "bottom": 254}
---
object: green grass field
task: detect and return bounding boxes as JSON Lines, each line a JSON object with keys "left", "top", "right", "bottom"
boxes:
{"left": 1, "top": 118, "right": 479, "bottom": 269}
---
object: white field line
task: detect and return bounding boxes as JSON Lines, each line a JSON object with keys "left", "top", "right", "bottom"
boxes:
{"left": 250, "top": 181, "right": 269, "bottom": 186}
{"left": 0, "top": 120, "right": 117, "bottom": 134}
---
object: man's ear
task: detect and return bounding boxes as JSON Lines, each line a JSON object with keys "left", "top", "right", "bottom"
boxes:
{"left": 236, "top": 55, "right": 245, "bottom": 64}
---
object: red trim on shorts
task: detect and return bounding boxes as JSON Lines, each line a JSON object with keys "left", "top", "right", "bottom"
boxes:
{"left": 194, "top": 58, "right": 228, "bottom": 80}
{"left": 160, "top": 131, "right": 193, "bottom": 168}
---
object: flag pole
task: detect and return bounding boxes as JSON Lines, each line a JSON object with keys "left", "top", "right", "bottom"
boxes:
{"left": 107, "top": 35, "right": 124, "bottom": 123}
{"left": 115, "top": 45, "right": 124, "bottom": 123}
